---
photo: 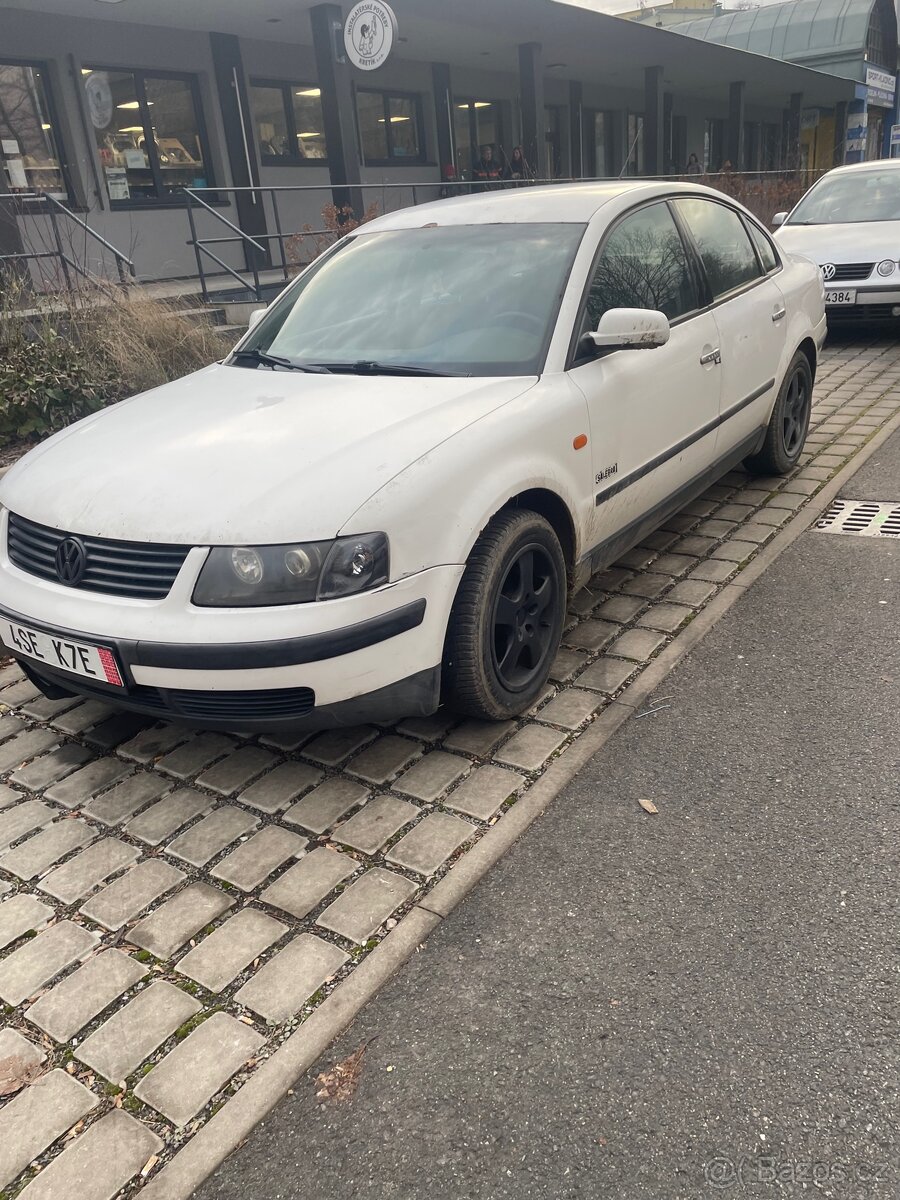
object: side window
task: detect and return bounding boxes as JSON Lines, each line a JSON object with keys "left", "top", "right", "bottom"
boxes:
{"left": 674, "top": 198, "right": 763, "bottom": 298}
{"left": 583, "top": 202, "right": 699, "bottom": 336}
{"left": 746, "top": 219, "right": 779, "bottom": 273}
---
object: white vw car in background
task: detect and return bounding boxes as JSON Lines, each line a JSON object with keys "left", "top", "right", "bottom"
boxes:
{"left": 774, "top": 160, "right": 900, "bottom": 319}
{"left": 0, "top": 182, "right": 824, "bottom": 731}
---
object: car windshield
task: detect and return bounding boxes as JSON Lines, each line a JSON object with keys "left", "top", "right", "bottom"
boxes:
{"left": 787, "top": 169, "right": 900, "bottom": 225}
{"left": 236, "top": 223, "right": 586, "bottom": 377}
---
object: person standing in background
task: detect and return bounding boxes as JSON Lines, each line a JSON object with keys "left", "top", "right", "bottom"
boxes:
{"left": 472, "top": 145, "right": 502, "bottom": 192}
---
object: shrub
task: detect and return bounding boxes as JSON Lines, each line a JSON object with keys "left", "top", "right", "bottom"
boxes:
{"left": 0, "top": 331, "right": 112, "bottom": 439}
{"left": 287, "top": 200, "right": 380, "bottom": 265}
{"left": 0, "top": 277, "right": 223, "bottom": 447}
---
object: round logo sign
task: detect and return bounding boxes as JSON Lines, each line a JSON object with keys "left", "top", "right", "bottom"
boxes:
{"left": 344, "top": 1, "right": 398, "bottom": 71}
{"left": 84, "top": 72, "right": 114, "bottom": 131}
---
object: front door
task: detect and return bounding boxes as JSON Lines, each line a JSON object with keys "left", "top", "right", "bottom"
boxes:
{"left": 568, "top": 200, "right": 722, "bottom": 565}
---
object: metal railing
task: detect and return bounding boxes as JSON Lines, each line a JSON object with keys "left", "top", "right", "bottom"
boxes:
{"left": 184, "top": 182, "right": 448, "bottom": 303}
{"left": 184, "top": 170, "right": 824, "bottom": 304}
{"left": 0, "top": 193, "right": 136, "bottom": 291}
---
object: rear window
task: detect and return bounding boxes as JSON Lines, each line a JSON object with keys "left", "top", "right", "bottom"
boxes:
{"left": 675, "top": 198, "right": 763, "bottom": 299}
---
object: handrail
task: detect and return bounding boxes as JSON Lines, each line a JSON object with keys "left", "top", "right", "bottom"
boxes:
{"left": 45, "top": 195, "right": 136, "bottom": 284}
{"left": 183, "top": 189, "right": 266, "bottom": 254}
{"left": 0, "top": 192, "right": 136, "bottom": 291}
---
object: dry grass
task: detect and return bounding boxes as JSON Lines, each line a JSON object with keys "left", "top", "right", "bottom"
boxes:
{"left": 0, "top": 273, "right": 223, "bottom": 451}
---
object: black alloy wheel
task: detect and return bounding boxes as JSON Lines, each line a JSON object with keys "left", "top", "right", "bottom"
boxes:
{"left": 745, "top": 350, "right": 813, "bottom": 476}
{"left": 491, "top": 543, "right": 559, "bottom": 693}
{"left": 443, "top": 510, "right": 567, "bottom": 720}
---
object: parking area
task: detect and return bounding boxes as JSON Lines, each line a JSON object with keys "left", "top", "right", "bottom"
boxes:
{"left": 0, "top": 332, "right": 898, "bottom": 1200}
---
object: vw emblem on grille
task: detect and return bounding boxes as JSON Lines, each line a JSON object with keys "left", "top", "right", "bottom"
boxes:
{"left": 55, "top": 537, "right": 87, "bottom": 586}
{"left": 821, "top": 263, "right": 837, "bottom": 281}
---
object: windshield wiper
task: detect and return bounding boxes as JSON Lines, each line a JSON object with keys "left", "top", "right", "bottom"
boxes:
{"left": 231, "top": 348, "right": 331, "bottom": 373}
{"left": 315, "top": 360, "right": 467, "bottom": 377}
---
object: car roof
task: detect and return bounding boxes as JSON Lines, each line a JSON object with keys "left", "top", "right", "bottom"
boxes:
{"left": 364, "top": 179, "right": 728, "bottom": 229}
{"left": 816, "top": 160, "right": 900, "bottom": 180}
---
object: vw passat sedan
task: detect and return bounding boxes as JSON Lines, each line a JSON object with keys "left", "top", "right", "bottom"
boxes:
{"left": 0, "top": 182, "right": 825, "bottom": 730}
{"left": 773, "top": 160, "right": 900, "bottom": 319}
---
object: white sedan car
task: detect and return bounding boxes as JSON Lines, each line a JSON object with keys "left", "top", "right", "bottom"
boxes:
{"left": 773, "top": 160, "right": 900, "bottom": 319}
{"left": 0, "top": 182, "right": 824, "bottom": 730}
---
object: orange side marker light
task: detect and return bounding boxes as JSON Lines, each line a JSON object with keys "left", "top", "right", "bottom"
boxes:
{"left": 573, "top": 434, "right": 588, "bottom": 450}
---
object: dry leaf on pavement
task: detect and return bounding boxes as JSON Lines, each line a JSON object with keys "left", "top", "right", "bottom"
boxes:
{"left": 0, "top": 1055, "right": 42, "bottom": 1096}
{"left": 315, "top": 1039, "right": 375, "bottom": 1104}
{"left": 638, "top": 798, "right": 659, "bottom": 814}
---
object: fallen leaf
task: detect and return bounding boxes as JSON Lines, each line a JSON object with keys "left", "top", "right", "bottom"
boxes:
{"left": 315, "top": 1040, "right": 375, "bottom": 1104}
{"left": 597, "top": 1136, "right": 607, "bottom": 1146}
{"left": 0, "top": 1055, "right": 42, "bottom": 1096}
{"left": 140, "top": 1155, "right": 159, "bottom": 1178}
{"left": 638, "top": 798, "right": 659, "bottom": 814}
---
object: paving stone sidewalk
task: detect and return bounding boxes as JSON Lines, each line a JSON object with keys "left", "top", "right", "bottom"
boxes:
{"left": 0, "top": 334, "right": 897, "bottom": 1199}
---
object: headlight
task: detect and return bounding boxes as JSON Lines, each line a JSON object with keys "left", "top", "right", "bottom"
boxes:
{"left": 877, "top": 259, "right": 896, "bottom": 276}
{"left": 193, "top": 533, "right": 389, "bottom": 607}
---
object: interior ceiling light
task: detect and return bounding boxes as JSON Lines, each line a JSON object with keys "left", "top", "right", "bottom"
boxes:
{"left": 117, "top": 101, "right": 151, "bottom": 109}
{"left": 295, "top": 88, "right": 321, "bottom": 97}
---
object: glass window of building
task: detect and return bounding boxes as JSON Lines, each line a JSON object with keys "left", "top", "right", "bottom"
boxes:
{"left": 356, "top": 89, "right": 424, "bottom": 164}
{"left": 84, "top": 68, "right": 210, "bottom": 204}
{"left": 250, "top": 81, "right": 327, "bottom": 163}
{"left": 0, "top": 62, "right": 66, "bottom": 198}
{"left": 584, "top": 111, "right": 608, "bottom": 177}
{"left": 626, "top": 113, "right": 644, "bottom": 175}
{"left": 453, "top": 99, "right": 502, "bottom": 179}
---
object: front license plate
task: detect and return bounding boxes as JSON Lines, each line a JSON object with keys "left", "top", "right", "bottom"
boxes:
{"left": 0, "top": 620, "right": 124, "bottom": 687}
{"left": 825, "top": 290, "right": 856, "bottom": 306}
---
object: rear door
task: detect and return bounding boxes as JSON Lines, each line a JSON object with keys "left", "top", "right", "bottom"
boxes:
{"left": 567, "top": 200, "right": 723, "bottom": 561}
{"left": 673, "top": 197, "right": 789, "bottom": 460}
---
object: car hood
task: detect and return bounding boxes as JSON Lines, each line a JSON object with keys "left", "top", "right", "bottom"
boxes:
{"left": 776, "top": 220, "right": 900, "bottom": 266}
{"left": 0, "top": 364, "right": 537, "bottom": 544}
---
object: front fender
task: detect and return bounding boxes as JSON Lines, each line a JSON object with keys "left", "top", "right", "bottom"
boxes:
{"left": 339, "top": 376, "right": 594, "bottom": 580}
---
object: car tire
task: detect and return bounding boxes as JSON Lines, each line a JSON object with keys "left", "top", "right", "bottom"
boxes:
{"left": 443, "top": 510, "right": 566, "bottom": 721}
{"left": 744, "top": 351, "right": 813, "bottom": 476}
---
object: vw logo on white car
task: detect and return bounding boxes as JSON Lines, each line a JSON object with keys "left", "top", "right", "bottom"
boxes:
{"left": 55, "top": 537, "right": 87, "bottom": 586}
{"left": 821, "top": 263, "right": 837, "bottom": 281}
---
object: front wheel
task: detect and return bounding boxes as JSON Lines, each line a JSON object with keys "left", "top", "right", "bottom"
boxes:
{"left": 443, "top": 510, "right": 566, "bottom": 721}
{"left": 745, "top": 351, "right": 813, "bottom": 476}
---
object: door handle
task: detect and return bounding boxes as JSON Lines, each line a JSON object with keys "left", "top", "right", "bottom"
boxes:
{"left": 699, "top": 348, "right": 722, "bottom": 365}
{"left": 772, "top": 307, "right": 786, "bottom": 322}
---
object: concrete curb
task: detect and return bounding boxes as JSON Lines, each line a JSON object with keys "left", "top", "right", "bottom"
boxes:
{"left": 141, "top": 406, "right": 900, "bottom": 1200}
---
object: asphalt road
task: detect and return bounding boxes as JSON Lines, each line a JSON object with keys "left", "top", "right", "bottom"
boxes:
{"left": 198, "top": 431, "right": 900, "bottom": 1200}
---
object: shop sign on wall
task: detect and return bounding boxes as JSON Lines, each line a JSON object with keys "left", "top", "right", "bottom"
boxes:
{"left": 344, "top": 2, "right": 398, "bottom": 71}
{"left": 866, "top": 66, "right": 896, "bottom": 107}
{"left": 85, "top": 72, "right": 114, "bottom": 130}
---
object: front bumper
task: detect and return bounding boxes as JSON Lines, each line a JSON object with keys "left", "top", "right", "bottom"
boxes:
{"left": 826, "top": 285, "right": 900, "bottom": 318}
{"left": 0, "top": 562, "right": 463, "bottom": 730}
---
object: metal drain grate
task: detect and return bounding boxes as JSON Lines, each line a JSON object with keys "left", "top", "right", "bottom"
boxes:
{"left": 815, "top": 499, "right": 900, "bottom": 538}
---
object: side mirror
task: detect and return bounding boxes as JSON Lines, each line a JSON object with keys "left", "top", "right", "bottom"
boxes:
{"left": 248, "top": 308, "right": 266, "bottom": 329}
{"left": 771, "top": 211, "right": 787, "bottom": 228}
{"left": 588, "top": 307, "right": 670, "bottom": 351}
